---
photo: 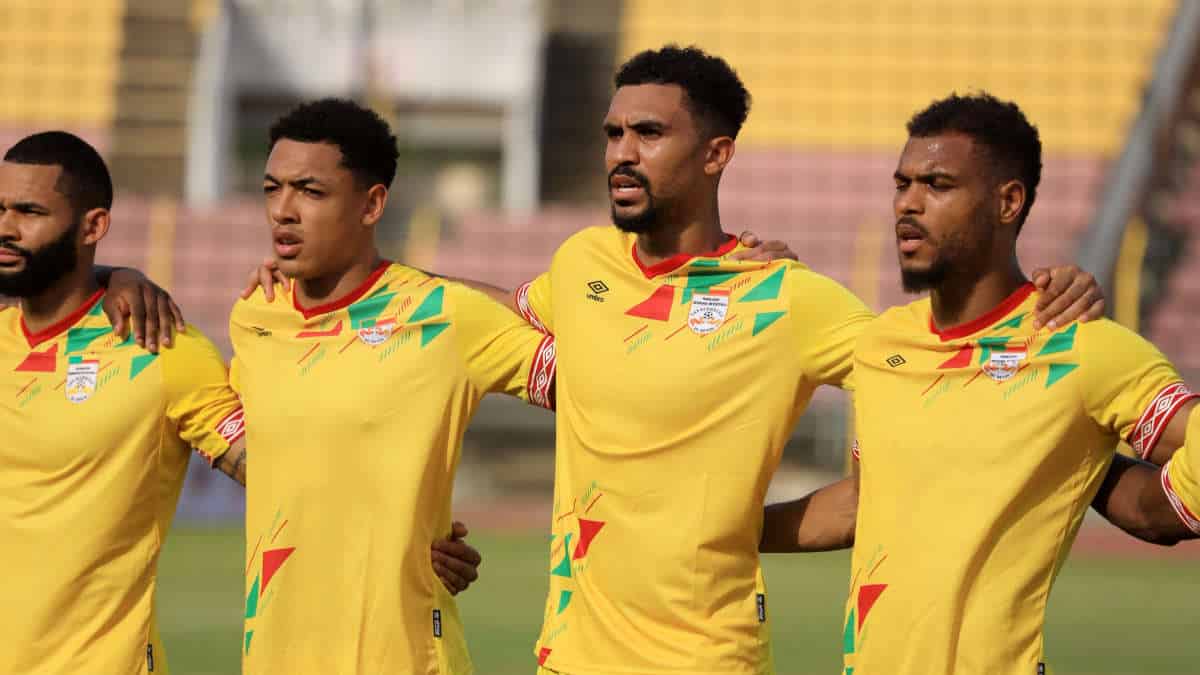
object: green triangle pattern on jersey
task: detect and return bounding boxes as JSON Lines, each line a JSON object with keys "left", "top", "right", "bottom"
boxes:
{"left": 420, "top": 322, "right": 450, "bottom": 347}
{"left": 1046, "top": 362, "right": 1079, "bottom": 388}
{"left": 87, "top": 299, "right": 105, "bottom": 316}
{"left": 690, "top": 259, "right": 721, "bottom": 268}
{"left": 753, "top": 311, "right": 786, "bottom": 336}
{"left": 347, "top": 287, "right": 397, "bottom": 329}
{"left": 551, "top": 533, "right": 573, "bottom": 578}
{"left": 680, "top": 271, "right": 741, "bottom": 304}
{"left": 244, "top": 630, "right": 254, "bottom": 655}
{"left": 843, "top": 609, "right": 856, "bottom": 654}
{"left": 992, "top": 313, "right": 1026, "bottom": 330}
{"left": 1036, "top": 323, "right": 1078, "bottom": 357}
{"left": 66, "top": 326, "right": 112, "bottom": 354}
{"left": 557, "top": 590, "right": 573, "bottom": 614}
{"left": 129, "top": 353, "right": 158, "bottom": 380}
{"left": 739, "top": 267, "right": 786, "bottom": 302}
{"left": 977, "top": 336, "right": 1010, "bottom": 364}
{"left": 408, "top": 286, "right": 445, "bottom": 323}
{"left": 244, "top": 575, "right": 260, "bottom": 619}
{"left": 117, "top": 333, "right": 136, "bottom": 348}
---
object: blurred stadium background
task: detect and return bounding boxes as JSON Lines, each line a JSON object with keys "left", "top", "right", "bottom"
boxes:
{"left": 5, "top": 0, "right": 1199, "bottom": 672}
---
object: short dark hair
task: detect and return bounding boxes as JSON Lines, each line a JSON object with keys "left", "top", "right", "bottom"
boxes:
{"left": 906, "top": 92, "right": 1042, "bottom": 228}
{"left": 4, "top": 131, "right": 113, "bottom": 218}
{"left": 615, "top": 45, "right": 751, "bottom": 139}
{"left": 269, "top": 98, "right": 399, "bottom": 188}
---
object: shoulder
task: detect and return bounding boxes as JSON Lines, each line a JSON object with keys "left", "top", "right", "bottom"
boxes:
{"left": 554, "top": 225, "right": 625, "bottom": 259}
{"left": 1070, "top": 318, "right": 1165, "bottom": 359}
{"left": 160, "top": 324, "right": 225, "bottom": 363}
{"left": 865, "top": 297, "right": 928, "bottom": 336}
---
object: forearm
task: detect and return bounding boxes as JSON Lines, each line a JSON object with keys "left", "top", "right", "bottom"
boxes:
{"left": 1091, "top": 454, "right": 1192, "bottom": 546}
{"left": 213, "top": 438, "right": 247, "bottom": 486}
{"left": 761, "top": 475, "right": 857, "bottom": 553}
{"left": 413, "top": 267, "right": 516, "bottom": 313}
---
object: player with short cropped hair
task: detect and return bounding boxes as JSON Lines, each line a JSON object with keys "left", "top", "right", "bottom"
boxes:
{"left": 803, "top": 92, "right": 1195, "bottom": 675}
{"left": 230, "top": 98, "right": 555, "bottom": 674}
{"left": 0, "top": 131, "right": 247, "bottom": 674}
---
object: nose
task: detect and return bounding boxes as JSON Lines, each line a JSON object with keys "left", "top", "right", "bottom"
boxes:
{"left": 0, "top": 209, "right": 18, "bottom": 240}
{"left": 268, "top": 187, "right": 299, "bottom": 226}
{"left": 607, "top": 129, "right": 638, "bottom": 170}
{"left": 894, "top": 183, "right": 923, "bottom": 217}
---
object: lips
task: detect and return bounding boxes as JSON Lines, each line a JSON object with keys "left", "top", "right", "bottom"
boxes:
{"left": 895, "top": 223, "right": 926, "bottom": 254}
{"left": 0, "top": 247, "right": 25, "bottom": 265}
{"left": 273, "top": 231, "right": 303, "bottom": 259}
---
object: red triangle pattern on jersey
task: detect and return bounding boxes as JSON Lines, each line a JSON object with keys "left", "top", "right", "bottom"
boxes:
{"left": 261, "top": 547, "right": 296, "bottom": 591}
{"left": 538, "top": 647, "right": 552, "bottom": 666}
{"left": 15, "top": 342, "right": 58, "bottom": 372}
{"left": 857, "top": 583, "right": 887, "bottom": 630}
{"left": 572, "top": 518, "right": 606, "bottom": 560}
{"left": 625, "top": 286, "right": 675, "bottom": 321}
{"left": 937, "top": 345, "right": 974, "bottom": 369}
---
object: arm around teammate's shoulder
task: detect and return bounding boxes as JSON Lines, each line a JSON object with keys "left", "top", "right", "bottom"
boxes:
{"left": 760, "top": 471, "right": 858, "bottom": 553}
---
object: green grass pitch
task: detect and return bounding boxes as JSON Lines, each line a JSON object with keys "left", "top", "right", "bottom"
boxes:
{"left": 156, "top": 526, "right": 1198, "bottom": 675}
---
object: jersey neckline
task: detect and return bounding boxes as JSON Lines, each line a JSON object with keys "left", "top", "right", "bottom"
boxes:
{"left": 630, "top": 233, "right": 738, "bottom": 279}
{"left": 928, "top": 282, "right": 1035, "bottom": 342}
{"left": 292, "top": 260, "right": 393, "bottom": 319}
{"left": 21, "top": 287, "right": 105, "bottom": 348}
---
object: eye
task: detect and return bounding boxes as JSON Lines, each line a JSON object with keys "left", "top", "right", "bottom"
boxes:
{"left": 303, "top": 187, "right": 323, "bottom": 197}
{"left": 263, "top": 184, "right": 278, "bottom": 194}
{"left": 605, "top": 127, "right": 622, "bottom": 140}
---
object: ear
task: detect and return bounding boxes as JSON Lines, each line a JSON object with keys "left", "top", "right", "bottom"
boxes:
{"left": 996, "top": 179, "right": 1026, "bottom": 229}
{"left": 361, "top": 184, "right": 389, "bottom": 227}
{"left": 703, "top": 136, "right": 736, "bottom": 177}
{"left": 79, "top": 208, "right": 110, "bottom": 246}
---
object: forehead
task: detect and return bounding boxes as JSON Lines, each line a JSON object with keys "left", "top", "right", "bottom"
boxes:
{"left": 0, "top": 161, "right": 66, "bottom": 204}
{"left": 265, "top": 139, "right": 349, "bottom": 181}
{"left": 606, "top": 83, "right": 690, "bottom": 124}
{"left": 897, "top": 133, "right": 983, "bottom": 174}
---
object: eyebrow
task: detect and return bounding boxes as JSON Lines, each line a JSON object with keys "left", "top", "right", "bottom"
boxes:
{"left": 895, "top": 170, "right": 956, "bottom": 181}
{"left": 262, "top": 174, "right": 326, "bottom": 188}
{"left": 7, "top": 200, "right": 48, "bottom": 212}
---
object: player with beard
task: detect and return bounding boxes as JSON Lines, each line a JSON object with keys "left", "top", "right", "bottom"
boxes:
{"left": 760, "top": 93, "right": 1196, "bottom": 675}
{"left": 0, "top": 131, "right": 249, "bottom": 674}
{"left": 238, "top": 49, "right": 1105, "bottom": 674}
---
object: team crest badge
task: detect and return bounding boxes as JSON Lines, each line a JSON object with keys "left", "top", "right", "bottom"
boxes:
{"left": 688, "top": 289, "right": 730, "bottom": 335}
{"left": 983, "top": 349, "right": 1026, "bottom": 382}
{"left": 65, "top": 358, "right": 99, "bottom": 403}
{"left": 357, "top": 318, "right": 397, "bottom": 346}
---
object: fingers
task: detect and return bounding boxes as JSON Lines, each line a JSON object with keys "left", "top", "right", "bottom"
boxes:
{"left": 1030, "top": 267, "right": 1050, "bottom": 290}
{"left": 1084, "top": 297, "right": 1106, "bottom": 322}
{"left": 110, "top": 297, "right": 129, "bottom": 339}
{"left": 1033, "top": 268, "right": 1095, "bottom": 330}
{"left": 738, "top": 230, "right": 761, "bottom": 247}
{"left": 141, "top": 285, "right": 161, "bottom": 353}
{"left": 738, "top": 240, "right": 798, "bottom": 262}
{"left": 450, "top": 520, "right": 469, "bottom": 541}
{"left": 260, "top": 260, "right": 279, "bottom": 302}
{"left": 128, "top": 289, "right": 147, "bottom": 350}
{"left": 168, "top": 295, "right": 186, "bottom": 332}
{"left": 156, "top": 292, "right": 177, "bottom": 348}
{"left": 431, "top": 540, "right": 482, "bottom": 595}
{"left": 433, "top": 554, "right": 470, "bottom": 595}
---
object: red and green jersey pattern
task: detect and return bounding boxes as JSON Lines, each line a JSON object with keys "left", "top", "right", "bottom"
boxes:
{"left": 846, "top": 283, "right": 1195, "bottom": 675}
{"left": 230, "top": 262, "right": 554, "bottom": 675}
{"left": 517, "top": 226, "right": 874, "bottom": 674}
{"left": 0, "top": 291, "right": 242, "bottom": 675}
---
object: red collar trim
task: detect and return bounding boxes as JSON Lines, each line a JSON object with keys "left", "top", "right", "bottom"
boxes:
{"left": 929, "top": 282, "right": 1035, "bottom": 342}
{"left": 21, "top": 288, "right": 105, "bottom": 348}
{"left": 631, "top": 233, "right": 738, "bottom": 279}
{"left": 292, "top": 260, "right": 392, "bottom": 319}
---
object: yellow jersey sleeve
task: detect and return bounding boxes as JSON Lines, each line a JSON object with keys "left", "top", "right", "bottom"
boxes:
{"left": 787, "top": 267, "right": 874, "bottom": 391}
{"left": 162, "top": 327, "right": 245, "bottom": 465}
{"left": 451, "top": 284, "right": 556, "bottom": 409}
{"left": 515, "top": 271, "right": 553, "bottom": 334}
{"left": 1075, "top": 321, "right": 1197, "bottom": 460}
{"left": 1162, "top": 406, "right": 1200, "bottom": 534}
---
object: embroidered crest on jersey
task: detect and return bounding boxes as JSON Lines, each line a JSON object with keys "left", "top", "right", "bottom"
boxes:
{"left": 65, "top": 358, "right": 98, "bottom": 403}
{"left": 357, "top": 318, "right": 397, "bottom": 346}
{"left": 688, "top": 289, "right": 730, "bottom": 335}
{"left": 983, "top": 349, "right": 1026, "bottom": 382}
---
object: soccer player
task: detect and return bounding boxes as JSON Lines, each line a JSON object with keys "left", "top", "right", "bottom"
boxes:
{"left": 0, "top": 132, "right": 248, "bottom": 674}
{"left": 826, "top": 93, "right": 1195, "bottom": 674}
{"left": 229, "top": 98, "right": 557, "bottom": 674}
{"left": 239, "top": 49, "right": 1103, "bottom": 674}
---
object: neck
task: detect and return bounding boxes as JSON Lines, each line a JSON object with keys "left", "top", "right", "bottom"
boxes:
{"left": 634, "top": 194, "right": 725, "bottom": 265}
{"left": 295, "top": 247, "right": 384, "bottom": 308}
{"left": 930, "top": 254, "right": 1028, "bottom": 331}
{"left": 20, "top": 263, "right": 101, "bottom": 336}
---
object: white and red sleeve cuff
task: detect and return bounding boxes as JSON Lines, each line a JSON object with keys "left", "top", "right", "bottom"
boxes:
{"left": 528, "top": 334, "right": 556, "bottom": 410}
{"left": 515, "top": 281, "right": 549, "bottom": 334}
{"left": 1129, "top": 383, "right": 1199, "bottom": 460}
{"left": 1160, "top": 460, "right": 1200, "bottom": 535}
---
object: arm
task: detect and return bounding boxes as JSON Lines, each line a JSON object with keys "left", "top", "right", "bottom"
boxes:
{"left": 1144, "top": 399, "right": 1198, "bottom": 466}
{"left": 95, "top": 265, "right": 186, "bottom": 352}
{"left": 761, "top": 473, "right": 858, "bottom": 553}
{"left": 1029, "top": 264, "right": 1105, "bottom": 329}
{"left": 1091, "top": 454, "right": 1195, "bottom": 546}
{"left": 212, "top": 437, "right": 246, "bottom": 486}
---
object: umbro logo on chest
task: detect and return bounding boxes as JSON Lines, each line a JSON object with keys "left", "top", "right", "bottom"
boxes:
{"left": 586, "top": 280, "right": 609, "bottom": 302}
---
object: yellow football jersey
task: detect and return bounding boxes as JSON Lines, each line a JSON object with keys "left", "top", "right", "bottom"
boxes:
{"left": 230, "top": 261, "right": 555, "bottom": 675}
{"left": 517, "top": 227, "right": 874, "bottom": 674}
{"left": 1162, "top": 405, "right": 1200, "bottom": 534}
{"left": 846, "top": 283, "right": 1195, "bottom": 675}
{"left": 0, "top": 290, "right": 243, "bottom": 675}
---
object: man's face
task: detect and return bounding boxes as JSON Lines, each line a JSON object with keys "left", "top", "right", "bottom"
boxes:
{"left": 892, "top": 133, "right": 997, "bottom": 292}
{"left": 0, "top": 162, "right": 81, "bottom": 297}
{"left": 263, "top": 139, "right": 375, "bottom": 280}
{"left": 603, "top": 83, "right": 707, "bottom": 233}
